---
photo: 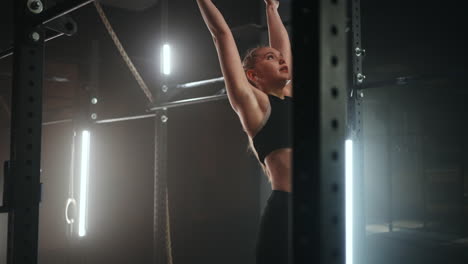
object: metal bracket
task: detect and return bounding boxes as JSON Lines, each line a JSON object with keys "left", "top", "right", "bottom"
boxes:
{"left": 355, "top": 47, "right": 366, "bottom": 57}
{"left": 44, "top": 15, "right": 78, "bottom": 36}
{"left": 352, "top": 0, "right": 365, "bottom": 86}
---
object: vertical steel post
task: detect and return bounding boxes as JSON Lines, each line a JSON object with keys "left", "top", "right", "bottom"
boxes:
{"left": 154, "top": 1, "right": 171, "bottom": 261}
{"left": 7, "top": 0, "right": 45, "bottom": 263}
{"left": 159, "top": 0, "right": 169, "bottom": 103}
{"left": 350, "top": 0, "right": 366, "bottom": 263}
{"left": 292, "top": 0, "right": 348, "bottom": 263}
{"left": 154, "top": 109, "right": 170, "bottom": 264}
{"left": 319, "top": 0, "right": 348, "bottom": 263}
{"left": 88, "top": 40, "right": 100, "bottom": 122}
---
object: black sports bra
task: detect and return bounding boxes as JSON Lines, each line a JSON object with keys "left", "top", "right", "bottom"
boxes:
{"left": 252, "top": 94, "right": 292, "bottom": 164}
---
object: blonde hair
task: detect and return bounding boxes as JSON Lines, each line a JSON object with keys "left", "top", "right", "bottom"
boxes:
{"left": 242, "top": 45, "right": 269, "bottom": 87}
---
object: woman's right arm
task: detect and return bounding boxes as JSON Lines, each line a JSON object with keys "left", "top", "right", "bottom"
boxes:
{"left": 196, "top": 0, "right": 258, "bottom": 114}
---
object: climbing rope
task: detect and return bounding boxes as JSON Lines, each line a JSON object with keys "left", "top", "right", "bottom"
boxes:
{"left": 93, "top": 1, "right": 155, "bottom": 104}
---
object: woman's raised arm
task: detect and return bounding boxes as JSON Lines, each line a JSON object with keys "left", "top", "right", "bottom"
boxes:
{"left": 265, "top": 0, "right": 291, "bottom": 67}
{"left": 196, "top": 0, "right": 258, "bottom": 113}
{"left": 264, "top": 0, "right": 293, "bottom": 96}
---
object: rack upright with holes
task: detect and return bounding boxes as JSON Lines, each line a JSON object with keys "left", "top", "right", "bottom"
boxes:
{"left": 349, "top": 0, "right": 366, "bottom": 263}
{"left": 4, "top": 0, "right": 46, "bottom": 263}
{"left": 0, "top": 1, "right": 95, "bottom": 263}
{"left": 292, "top": 0, "right": 348, "bottom": 263}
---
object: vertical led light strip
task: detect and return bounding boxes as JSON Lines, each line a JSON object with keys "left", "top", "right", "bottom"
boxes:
{"left": 345, "top": 139, "right": 354, "bottom": 264}
{"left": 162, "top": 43, "right": 171, "bottom": 75}
{"left": 78, "top": 130, "right": 91, "bottom": 237}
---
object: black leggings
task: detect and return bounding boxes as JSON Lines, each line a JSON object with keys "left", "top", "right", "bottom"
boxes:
{"left": 256, "top": 190, "right": 291, "bottom": 264}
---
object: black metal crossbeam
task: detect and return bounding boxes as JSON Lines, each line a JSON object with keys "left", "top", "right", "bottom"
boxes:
{"left": 0, "top": 0, "right": 92, "bottom": 61}
{"left": 0, "top": 31, "right": 64, "bottom": 60}
{"left": 34, "top": 0, "right": 94, "bottom": 26}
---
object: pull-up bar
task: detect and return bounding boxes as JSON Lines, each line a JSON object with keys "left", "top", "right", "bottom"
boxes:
{"left": 91, "top": 93, "right": 228, "bottom": 125}
{"left": 24, "top": 92, "right": 228, "bottom": 126}
{"left": 150, "top": 93, "right": 227, "bottom": 111}
{"left": 175, "top": 77, "right": 224, "bottom": 89}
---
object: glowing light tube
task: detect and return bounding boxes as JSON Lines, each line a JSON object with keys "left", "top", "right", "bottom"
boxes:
{"left": 78, "top": 130, "right": 91, "bottom": 237}
{"left": 345, "top": 139, "right": 354, "bottom": 264}
{"left": 162, "top": 44, "right": 171, "bottom": 75}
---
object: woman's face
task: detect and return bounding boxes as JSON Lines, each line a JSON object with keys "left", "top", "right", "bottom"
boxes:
{"left": 252, "top": 47, "right": 290, "bottom": 86}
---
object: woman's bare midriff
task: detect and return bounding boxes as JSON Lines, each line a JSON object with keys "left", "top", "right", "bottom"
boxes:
{"left": 242, "top": 89, "right": 292, "bottom": 192}
{"left": 264, "top": 148, "right": 292, "bottom": 192}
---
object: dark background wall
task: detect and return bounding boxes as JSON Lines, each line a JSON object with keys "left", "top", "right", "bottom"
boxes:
{"left": 363, "top": 81, "right": 468, "bottom": 232}
{"left": 167, "top": 100, "right": 260, "bottom": 264}
{"left": 359, "top": 0, "right": 468, "bottom": 233}
{"left": 0, "top": 105, "right": 261, "bottom": 264}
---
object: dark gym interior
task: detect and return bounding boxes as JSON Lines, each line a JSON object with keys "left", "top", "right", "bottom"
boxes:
{"left": 0, "top": 0, "right": 467, "bottom": 263}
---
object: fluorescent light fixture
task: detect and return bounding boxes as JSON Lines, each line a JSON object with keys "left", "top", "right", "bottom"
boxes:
{"left": 78, "top": 130, "right": 91, "bottom": 237}
{"left": 345, "top": 139, "right": 354, "bottom": 264}
{"left": 161, "top": 43, "right": 171, "bottom": 75}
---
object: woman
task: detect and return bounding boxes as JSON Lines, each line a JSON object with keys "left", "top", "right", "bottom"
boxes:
{"left": 196, "top": 0, "right": 292, "bottom": 263}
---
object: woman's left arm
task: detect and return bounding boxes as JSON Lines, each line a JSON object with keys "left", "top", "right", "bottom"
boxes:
{"left": 265, "top": 0, "right": 292, "bottom": 96}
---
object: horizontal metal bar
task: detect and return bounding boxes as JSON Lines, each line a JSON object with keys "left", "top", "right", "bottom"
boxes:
{"left": 36, "top": 0, "right": 94, "bottom": 26}
{"left": 0, "top": 49, "right": 13, "bottom": 61}
{"left": 5, "top": 95, "right": 228, "bottom": 127}
{"left": 44, "top": 32, "right": 65, "bottom": 42}
{"left": 230, "top": 20, "right": 290, "bottom": 32}
{"left": 95, "top": 113, "right": 156, "bottom": 124}
{"left": 231, "top": 23, "right": 265, "bottom": 32}
{"left": 42, "top": 119, "right": 72, "bottom": 126}
{"left": 49, "top": 94, "right": 228, "bottom": 124}
{"left": 0, "top": 32, "right": 64, "bottom": 60}
{"left": 360, "top": 71, "right": 468, "bottom": 90}
{"left": 175, "top": 77, "right": 224, "bottom": 89}
{"left": 150, "top": 94, "right": 228, "bottom": 111}
{"left": 5, "top": 115, "right": 152, "bottom": 128}
{"left": 1, "top": 119, "right": 72, "bottom": 130}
